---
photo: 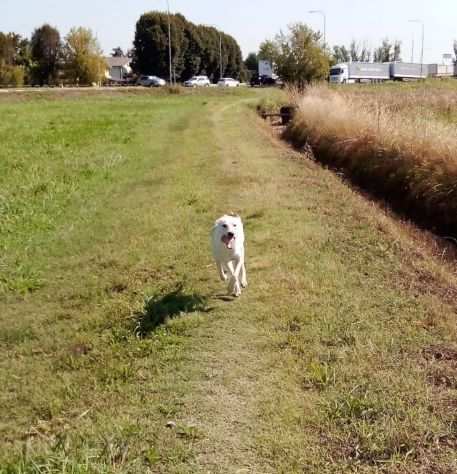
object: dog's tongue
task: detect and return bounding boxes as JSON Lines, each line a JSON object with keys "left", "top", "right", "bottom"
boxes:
{"left": 222, "top": 234, "right": 234, "bottom": 249}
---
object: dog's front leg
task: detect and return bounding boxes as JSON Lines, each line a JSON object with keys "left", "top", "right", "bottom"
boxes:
{"left": 229, "top": 258, "right": 243, "bottom": 297}
{"left": 216, "top": 261, "right": 227, "bottom": 282}
{"left": 240, "top": 260, "right": 247, "bottom": 288}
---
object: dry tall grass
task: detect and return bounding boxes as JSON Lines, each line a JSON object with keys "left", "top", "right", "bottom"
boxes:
{"left": 284, "top": 84, "right": 457, "bottom": 236}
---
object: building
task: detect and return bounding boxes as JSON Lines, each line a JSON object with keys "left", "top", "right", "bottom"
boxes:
{"left": 105, "top": 57, "right": 132, "bottom": 83}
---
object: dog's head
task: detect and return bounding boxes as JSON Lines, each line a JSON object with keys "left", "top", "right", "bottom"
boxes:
{"left": 213, "top": 214, "right": 243, "bottom": 250}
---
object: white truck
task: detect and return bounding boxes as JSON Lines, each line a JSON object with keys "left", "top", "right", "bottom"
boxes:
{"left": 330, "top": 62, "right": 432, "bottom": 84}
{"left": 329, "top": 63, "right": 390, "bottom": 84}
{"left": 258, "top": 60, "right": 273, "bottom": 78}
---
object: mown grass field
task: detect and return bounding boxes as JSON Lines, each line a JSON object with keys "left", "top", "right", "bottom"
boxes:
{"left": 2, "top": 86, "right": 457, "bottom": 473}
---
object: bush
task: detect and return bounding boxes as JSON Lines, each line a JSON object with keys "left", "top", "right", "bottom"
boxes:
{"left": 0, "top": 64, "right": 24, "bottom": 87}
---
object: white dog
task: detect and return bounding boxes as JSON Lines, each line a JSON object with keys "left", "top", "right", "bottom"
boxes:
{"left": 211, "top": 214, "right": 247, "bottom": 297}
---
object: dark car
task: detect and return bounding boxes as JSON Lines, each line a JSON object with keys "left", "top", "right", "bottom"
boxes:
{"left": 250, "top": 74, "right": 278, "bottom": 87}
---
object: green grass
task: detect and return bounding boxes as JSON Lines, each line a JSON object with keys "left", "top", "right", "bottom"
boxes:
{"left": 1, "top": 86, "right": 457, "bottom": 473}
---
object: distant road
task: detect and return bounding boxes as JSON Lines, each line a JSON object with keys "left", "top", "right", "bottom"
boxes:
{"left": 0, "top": 84, "right": 222, "bottom": 93}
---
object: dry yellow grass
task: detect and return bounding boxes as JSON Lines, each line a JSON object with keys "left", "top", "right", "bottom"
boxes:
{"left": 284, "top": 84, "right": 457, "bottom": 236}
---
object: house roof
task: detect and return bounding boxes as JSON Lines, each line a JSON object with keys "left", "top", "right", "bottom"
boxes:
{"left": 105, "top": 56, "right": 131, "bottom": 68}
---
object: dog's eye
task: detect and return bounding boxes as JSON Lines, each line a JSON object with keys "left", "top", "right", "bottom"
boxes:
{"left": 233, "top": 224, "right": 237, "bottom": 227}
{"left": 222, "top": 224, "right": 228, "bottom": 229}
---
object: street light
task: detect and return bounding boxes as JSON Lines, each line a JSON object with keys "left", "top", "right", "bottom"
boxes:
{"left": 409, "top": 19, "right": 424, "bottom": 79}
{"left": 308, "top": 10, "right": 326, "bottom": 47}
{"left": 166, "top": 0, "right": 173, "bottom": 85}
{"left": 219, "top": 32, "right": 223, "bottom": 80}
{"left": 204, "top": 24, "right": 223, "bottom": 80}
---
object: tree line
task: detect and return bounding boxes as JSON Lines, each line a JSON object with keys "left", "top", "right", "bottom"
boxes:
{"left": 0, "top": 25, "right": 106, "bottom": 86}
{"left": 132, "top": 12, "right": 245, "bottom": 82}
{"left": 333, "top": 39, "right": 402, "bottom": 64}
{"left": 0, "top": 12, "right": 246, "bottom": 86}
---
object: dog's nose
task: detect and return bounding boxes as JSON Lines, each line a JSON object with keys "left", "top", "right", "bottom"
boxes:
{"left": 227, "top": 232, "right": 234, "bottom": 239}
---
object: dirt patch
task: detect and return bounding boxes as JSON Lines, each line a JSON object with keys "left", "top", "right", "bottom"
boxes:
{"left": 427, "top": 370, "right": 457, "bottom": 389}
{"left": 106, "top": 283, "right": 128, "bottom": 294}
{"left": 423, "top": 345, "right": 457, "bottom": 362}
{"left": 68, "top": 343, "right": 92, "bottom": 357}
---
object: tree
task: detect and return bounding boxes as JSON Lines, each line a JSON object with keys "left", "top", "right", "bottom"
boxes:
{"left": 263, "top": 23, "right": 330, "bottom": 87}
{"left": 258, "top": 39, "right": 279, "bottom": 64}
{"left": 30, "top": 24, "right": 61, "bottom": 85}
{"left": 111, "top": 47, "right": 125, "bottom": 57}
{"left": 333, "top": 45, "right": 350, "bottom": 63}
{"left": 393, "top": 41, "right": 401, "bottom": 62}
{"left": 132, "top": 12, "right": 245, "bottom": 82}
{"left": 0, "top": 32, "right": 29, "bottom": 66}
{"left": 0, "top": 32, "right": 29, "bottom": 86}
{"left": 244, "top": 52, "right": 258, "bottom": 72}
{"left": 63, "top": 27, "right": 106, "bottom": 85}
{"left": 374, "top": 38, "right": 401, "bottom": 62}
{"left": 182, "top": 23, "right": 203, "bottom": 80}
{"left": 132, "top": 12, "right": 182, "bottom": 81}
{"left": 333, "top": 41, "right": 372, "bottom": 64}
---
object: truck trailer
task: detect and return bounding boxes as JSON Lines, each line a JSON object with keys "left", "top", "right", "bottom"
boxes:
{"left": 329, "top": 62, "right": 391, "bottom": 84}
{"left": 390, "top": 62, "right": 428, "bottom": 80}
{"left": 428, "top": 64, "right": 456, "bottom": 78}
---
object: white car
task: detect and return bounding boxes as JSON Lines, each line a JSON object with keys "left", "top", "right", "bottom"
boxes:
{"left": 137, "top": 75, "right": 166, "bottom": 87}
{"left": 217, "top": 78, "right": 240, "bottom": 88}
{"left": 184, "top": 75, "right": 211, "bottom": 87}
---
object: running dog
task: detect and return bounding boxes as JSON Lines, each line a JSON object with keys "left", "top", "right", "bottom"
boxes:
{"left": 211, "top": 214, "right": 247, "bottom": 297}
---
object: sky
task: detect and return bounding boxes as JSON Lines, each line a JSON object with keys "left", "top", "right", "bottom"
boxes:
{"left": 2, "top": 0, "right": 456, "bottom": 63}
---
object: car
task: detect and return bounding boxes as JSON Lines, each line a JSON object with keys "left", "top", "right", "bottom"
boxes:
{"left": 250, "top": 74, "right": 278, "bottom": 87}
{"left": 137, "top": 75, "right": 167, "bottom": 87}
{"left": 217, "top": 77, "right": 240, "bottom": 88}
{"left": 184, "top": 75, "right": 211, "bottom": 87}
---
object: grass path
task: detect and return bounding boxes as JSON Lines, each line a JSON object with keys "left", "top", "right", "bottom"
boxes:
{"left": 2, "top": 89, "right": 457, "bottom": 473}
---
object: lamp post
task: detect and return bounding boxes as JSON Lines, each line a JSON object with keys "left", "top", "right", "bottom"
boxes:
{"left": 410, "top": 32, "right": 415, "bottom": 63}
{"left": 219, "top": 32, "right": 223, "bottom": 80}
{"left": 409, "top": 19, "right": 424, "bottom": 78}
{"left": 166, "top": 0, "right": 173, "bottom": 85}
{"left": 204, "top": 24, "right": 223, "bottom": 80}
{"left": 308, "top": 10, "right": 326, "bottom": 47}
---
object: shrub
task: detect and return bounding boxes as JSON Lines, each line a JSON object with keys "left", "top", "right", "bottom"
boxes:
{"left": 0, "top": 64, "right": 24, "bottom": 86}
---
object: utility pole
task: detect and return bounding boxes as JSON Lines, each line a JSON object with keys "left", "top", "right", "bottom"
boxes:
{"left": 166, "top": 0, "right": 172, "bottom": 85}
{"left": 411, "top": 33, "right": 414, "bottom": 63}
{"left": 308, "top": 10, "right": 326, "bottom": 47}
{"left": 219, "top": 32, "right": 223, "bottom": 80}
{"left": 409, "top": 20, "right": 425, "bottom": 78}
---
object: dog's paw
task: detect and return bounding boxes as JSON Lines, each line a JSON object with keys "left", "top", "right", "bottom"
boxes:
{"left": 220, "top": 273, "right": 228, "bottom": 282}
{"left": 241, "top": 278, "right": 248, "bottom": 288}
{"left": 229, "top": 278, "right": 241, "bottom": 297}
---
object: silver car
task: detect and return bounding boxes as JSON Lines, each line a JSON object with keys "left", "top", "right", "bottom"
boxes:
{"left": 137, "top": 75, "right": 167, "bottom": 87}
{"left": 184, "top": 75, "right": 211, "bottom": 87}
{"left": 217, "top": 77, "right": 240, "bottom": 88}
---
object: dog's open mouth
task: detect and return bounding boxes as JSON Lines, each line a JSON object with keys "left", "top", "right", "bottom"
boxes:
{"left": 221, "top": 234, "right": 235, "bottom": 249}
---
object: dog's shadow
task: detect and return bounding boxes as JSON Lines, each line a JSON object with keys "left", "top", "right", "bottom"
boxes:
{"left": 134, "top": 284, "right": 209, "bottom": 337}
{"left": 214, "top": 293, "right": 237, "bottom": 302}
